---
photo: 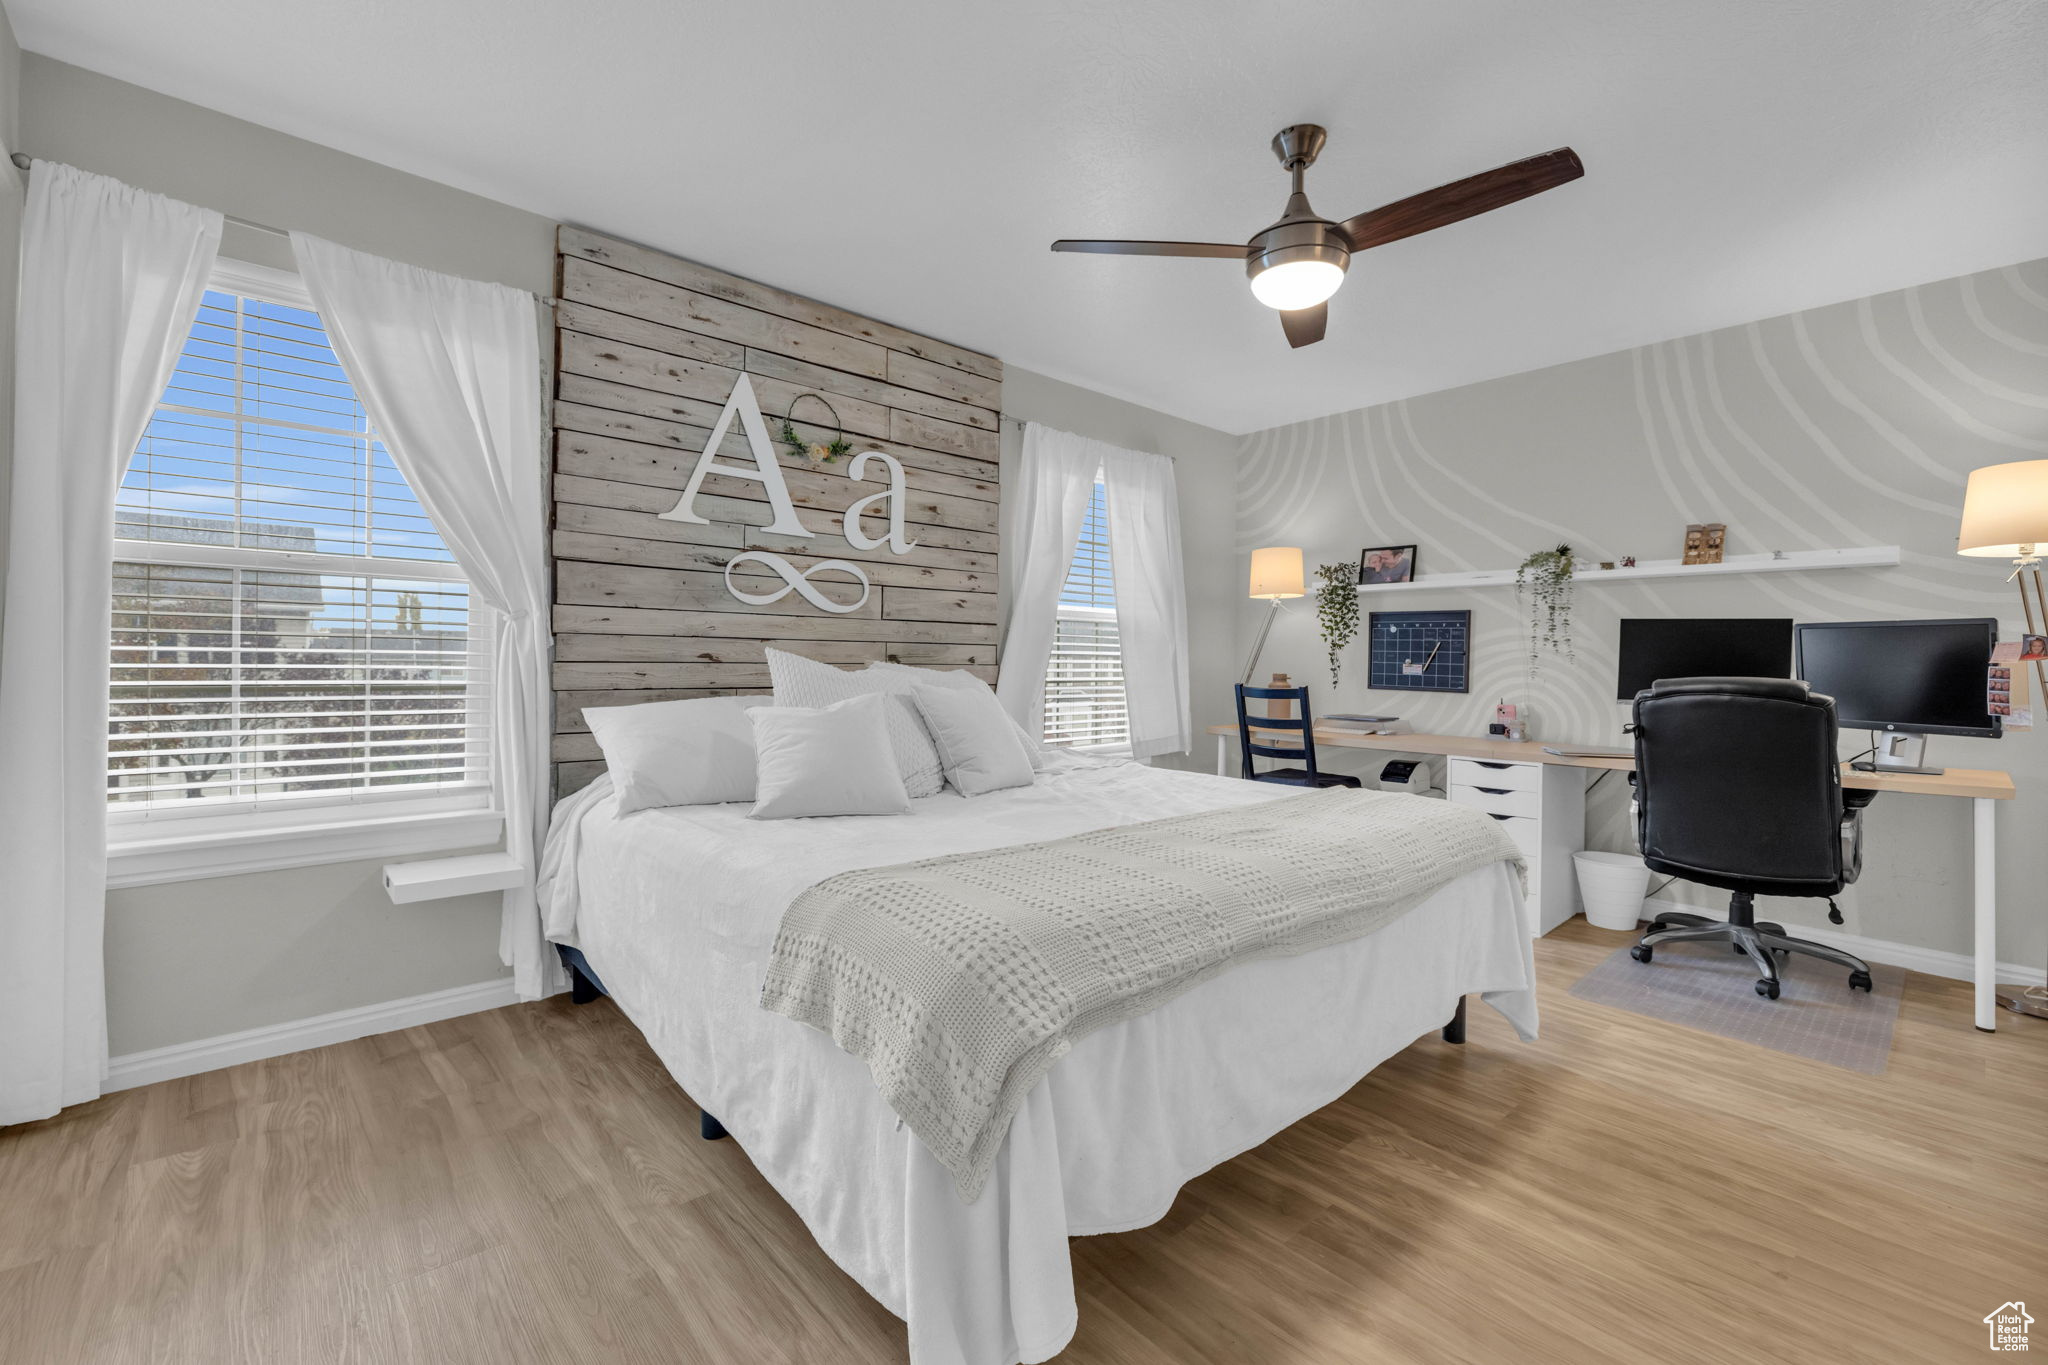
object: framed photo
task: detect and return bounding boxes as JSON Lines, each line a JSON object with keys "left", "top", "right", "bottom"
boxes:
{"left": 1358, "top": 544, "right": 1417, "bottom": 585}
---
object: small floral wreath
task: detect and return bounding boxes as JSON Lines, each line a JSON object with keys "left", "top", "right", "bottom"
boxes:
{"left": 779, "top": 392, "right": 854, "bottom": 464}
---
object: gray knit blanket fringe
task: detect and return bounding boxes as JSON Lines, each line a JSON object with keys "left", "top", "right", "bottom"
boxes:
{"left": 759, "top": 788, "right": 1525, "bottom": 1201}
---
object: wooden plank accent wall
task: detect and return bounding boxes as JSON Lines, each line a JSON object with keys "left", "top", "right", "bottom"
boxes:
{"left": 550, "top": 226, "right": 1003, "bottom": 794}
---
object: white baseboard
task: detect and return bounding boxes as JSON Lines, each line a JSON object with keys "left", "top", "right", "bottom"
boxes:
{"left": 105, "top": 977, "right": 522, "bottom": 1093}
{"left": 1641, "top": 896, "right": 2047, "bottom": 987}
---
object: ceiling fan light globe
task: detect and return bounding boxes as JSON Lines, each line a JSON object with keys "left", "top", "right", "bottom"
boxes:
{"left": 1249, "top": 258, "right": 1346, "bottom": 311}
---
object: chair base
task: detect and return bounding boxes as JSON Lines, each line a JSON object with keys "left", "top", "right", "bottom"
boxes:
{"left": 1632, "top": 892, "right": 1872, "bottom": 1000}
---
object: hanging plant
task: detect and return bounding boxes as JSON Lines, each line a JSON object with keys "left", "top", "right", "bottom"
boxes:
{"left": 1314, "top": 562, "right": 1360, "bottom": 687}
{"left": 1515, "top": 543, "right": 1577, "bottom": 674}
{"left": 779, "top": 392, "right": 854, "bottom": 464}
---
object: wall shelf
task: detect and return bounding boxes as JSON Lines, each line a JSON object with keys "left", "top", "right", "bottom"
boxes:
{"left": 1355, "top": 545, "right": 1901, "bottom": 593}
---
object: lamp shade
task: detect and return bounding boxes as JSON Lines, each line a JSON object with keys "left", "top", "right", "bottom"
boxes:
{"left": 1248, "top": 546, "right": 1306, "bottom": 599}
{"left": 1958, "top": 460, "right": 2048, "bottom": 557}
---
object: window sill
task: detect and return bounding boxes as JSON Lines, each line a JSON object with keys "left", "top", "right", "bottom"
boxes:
{"left": 107, "top": 805, "right": 505, "bottom": 889}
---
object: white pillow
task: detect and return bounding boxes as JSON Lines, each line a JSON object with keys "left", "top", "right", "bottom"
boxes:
{"left": 583, "top": 695, "right": 767, "bottom": 813}
{"left": 908, "top": 684, "right": 1036, "bottom": 796}
{"left": 767, "top": 648, "right": 944, "bottom": 797}
{"left": 748, "top": 694, "right": 912, "bottom": 819}
{"left": 864, "top": 661, "right": 1046, "bottom": 770}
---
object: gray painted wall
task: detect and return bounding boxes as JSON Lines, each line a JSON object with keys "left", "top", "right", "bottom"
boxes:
{"left": 999, "top": 368, "right": 1238, "bottom": 774}
{"left": 0, "top": 9, "right": 22, "bottom": 607}
{"left": 19, "top": 54, "right": 559, "bottom": 1054}
{"left": 20, "top": 56, "right": 555, "bottom": 297}
{"left": 1233, "top": 259, "right": 2048, "bottom": 968}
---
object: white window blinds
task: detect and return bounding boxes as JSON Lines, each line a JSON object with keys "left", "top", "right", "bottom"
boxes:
{"left": 107, "top": 265, "right": 487, "bottom": 816}
{"left": 1042, "top": 477, "right": 1130, "bottom": 751}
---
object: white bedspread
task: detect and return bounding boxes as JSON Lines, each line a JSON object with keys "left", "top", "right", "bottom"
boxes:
{"left": 538, "top": 755, "right": 1538, "bottom": 1365}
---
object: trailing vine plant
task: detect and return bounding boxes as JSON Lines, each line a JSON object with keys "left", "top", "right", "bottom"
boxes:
{"left": 1515, "top": 543, "right": 1576, "bottom": 678}
{"left": 1314, "top": 563, "right": 1360, "bottom": 687}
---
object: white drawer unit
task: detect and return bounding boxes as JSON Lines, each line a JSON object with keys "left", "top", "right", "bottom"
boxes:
{"left": 1445, "top": 759, "right": 1586, "bottom": 937}
{"left": 1448, "top": 757, "right": 1542, "bottom": 792}
{"left": 1449, "top": 783, "right": 1542, "bottom": 819}
{"left": 1484, "top": 812, "right": 1543, "bottom": 861}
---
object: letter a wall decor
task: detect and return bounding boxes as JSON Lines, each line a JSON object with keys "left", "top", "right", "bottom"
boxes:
{"left": 549, "top": 226, "right": 1004, "bottom": 794}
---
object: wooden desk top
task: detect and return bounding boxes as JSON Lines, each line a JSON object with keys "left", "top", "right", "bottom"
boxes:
{"left": 1205, "top": 723, "right": 2018, "bottom": 801}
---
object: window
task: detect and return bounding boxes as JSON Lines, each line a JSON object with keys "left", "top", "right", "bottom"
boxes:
{"left": 1042, "top": 477, "right": 1130, "bottom": 751}
{"left": 106, "top": 260, "right": 494, "bottom": 880}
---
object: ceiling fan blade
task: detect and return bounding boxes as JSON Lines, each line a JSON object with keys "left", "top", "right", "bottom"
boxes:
{"left": 1336, "top": 148, "right": 1584, "bottom": 252}
{"left": 1050, "top": 239, "right": 1248, "bottom": 258}
{"left": 1279, "top": 302, "right": 1327, "bottom": 349}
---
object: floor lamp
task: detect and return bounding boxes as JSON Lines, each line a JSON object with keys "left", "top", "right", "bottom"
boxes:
{"left": 1957, "top": 460, "right": 2048, "bottom": 1021}
{"left": 1240, "top": 546, "right": 1305, "bottom": 686}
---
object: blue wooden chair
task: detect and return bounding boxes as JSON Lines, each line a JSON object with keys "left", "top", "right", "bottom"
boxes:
{"left": 1234, "top": 683, "right": 1363, "bottom": 789}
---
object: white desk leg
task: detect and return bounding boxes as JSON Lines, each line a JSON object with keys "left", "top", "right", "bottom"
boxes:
{"left": 1975, "top": 797, "right": 1997, "bottom": 1032}
{"left": 1216, "top": 733, "right": 1230, "bottom": 778}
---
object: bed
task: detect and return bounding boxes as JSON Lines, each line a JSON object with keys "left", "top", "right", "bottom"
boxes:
{"left": 537, "top": 751, "right": 1538, "bottom": 1365}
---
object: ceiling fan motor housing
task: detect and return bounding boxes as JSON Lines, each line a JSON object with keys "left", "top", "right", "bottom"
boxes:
{"left": 1246, "top": 219, "right": 1351, "bottom": 285}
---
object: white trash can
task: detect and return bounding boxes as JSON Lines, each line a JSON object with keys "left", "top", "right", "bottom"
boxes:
{"left": 1573, "top": 850, "right": 1653, "bottom": 931}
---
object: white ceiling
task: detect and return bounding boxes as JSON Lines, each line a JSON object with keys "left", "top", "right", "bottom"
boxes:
{"left": 13, "top": 0, "right": 2047, "bottom": 433}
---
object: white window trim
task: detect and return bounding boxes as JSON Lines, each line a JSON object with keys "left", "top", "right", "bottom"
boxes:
{"left": 113, "top": 536, "right": 471, "bottom": 583}
{"left": 213, "top": 255, "right": 314, "bottom": 310}
{"left": 107, "top": 798, "right": 503, "bottom": 889}
{"left": 106, "top": 256, "right": 496, "bottom": 884}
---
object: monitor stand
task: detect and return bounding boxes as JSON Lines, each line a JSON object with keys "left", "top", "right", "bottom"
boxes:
{"left": 1851, "top": 731, "right": 1944, "bottom": 777}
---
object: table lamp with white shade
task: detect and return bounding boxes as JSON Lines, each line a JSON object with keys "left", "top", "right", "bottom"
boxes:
{"left": 1241, "top": 546, "right": 1305, "bottom": 685}
{"left": 1957, "top": 459, "right": 2048, "bottom": 1021}
{"left": 1958, "top": 458, "right": 2048, "bottom": 695}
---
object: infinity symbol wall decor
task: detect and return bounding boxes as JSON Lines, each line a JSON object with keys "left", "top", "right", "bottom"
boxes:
{"left": 723, "top": 551, "right": 872, "bottom": 614}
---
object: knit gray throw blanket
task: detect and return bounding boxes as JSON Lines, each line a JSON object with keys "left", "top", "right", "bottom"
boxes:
{"left": 759, "top": 788, "right": 1525, "bottom": 1201}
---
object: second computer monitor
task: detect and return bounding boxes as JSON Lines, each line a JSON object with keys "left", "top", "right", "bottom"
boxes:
{"left": 1615, "top": 618, "right": 1794, "bottom": 700}
{"left": 1794, "top": 618, "right": 2000, "bottom": 738}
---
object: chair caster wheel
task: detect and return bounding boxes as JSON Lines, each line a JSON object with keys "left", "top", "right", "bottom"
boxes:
{"left": 1630, "top": 945, "right": 1653, "bottom": 963}
{"left": 1848, "top": 971, "right": 1873, "bottom": 993}
{"left": 1756, "top": 979, "right": 1780, "bottom": 1000}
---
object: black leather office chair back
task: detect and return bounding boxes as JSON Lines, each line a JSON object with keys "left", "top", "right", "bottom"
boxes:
{"left": 1632, "top": 677, "right": 1850, "bottom": 897}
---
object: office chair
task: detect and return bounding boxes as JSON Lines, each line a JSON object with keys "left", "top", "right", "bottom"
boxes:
{"left": 1626, "top": 677, "right": 1875, "bottom": 1000}
{"left": 1233, "top": 683, "right": 1363, "bottom": 789}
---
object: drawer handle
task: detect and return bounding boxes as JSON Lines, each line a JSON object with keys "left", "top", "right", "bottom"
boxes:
{"left": 1473, "top": 761, "right": 1514, "bottom": 769}
{"left": 1474, "top": 786, "right": 1513, "bottom": 795}
{"left": 1488, "top": 813, "right": 1513, "bottom": 821}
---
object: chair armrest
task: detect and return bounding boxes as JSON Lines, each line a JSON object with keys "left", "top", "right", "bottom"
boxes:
{"left": 1840, "top": 807, "right": 1866, "bottom": 885}
{"left": 1843, "top": 788, "right": 1877, "bottom": 810}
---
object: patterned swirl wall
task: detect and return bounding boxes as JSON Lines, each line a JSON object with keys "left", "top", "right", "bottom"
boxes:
{"left": 1234, "top": 259, "right": 2048, "bottom": 966}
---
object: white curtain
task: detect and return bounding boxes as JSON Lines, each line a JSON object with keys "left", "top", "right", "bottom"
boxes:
{"left": 291, "top": 234, "right": 561, "bottom": 1001}
{"left": 0, "top": 164, "right": 221, "bottom": 1124}
{"left": 1100, "top": 447, "right": 1191, "bottom": 758}
{"left": 996, "top": 423, "right": 1100, "bottom": 738}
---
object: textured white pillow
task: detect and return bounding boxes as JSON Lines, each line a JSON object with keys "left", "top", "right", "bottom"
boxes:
{"left": 866, "top": 661, "right": 1046, "bottom": 770}
{"left": 767, "top": 648, "right": 944, "bottom": 797}
{"left": 583, "top": 695, "right": 767, "bottom": 814}
{"left": 908, "top": 684, "right": 1036, "bottom": 796}
{"left": 748, "top": 694, "right": 912, "bottom": 819}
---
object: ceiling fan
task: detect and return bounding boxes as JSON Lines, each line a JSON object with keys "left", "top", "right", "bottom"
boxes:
{"left": 1051, "top": 126, "right": 1584, "bottom": 348}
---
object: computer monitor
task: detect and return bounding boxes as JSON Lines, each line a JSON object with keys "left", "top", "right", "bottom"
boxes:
{"left": 1794, "top": 618, "right": 2000, "bottom": 740}
{"left": 1615, "top": 618, "right": 1794, "bottom": 700}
